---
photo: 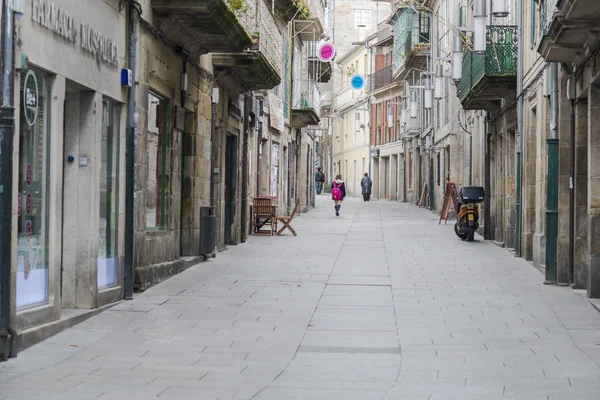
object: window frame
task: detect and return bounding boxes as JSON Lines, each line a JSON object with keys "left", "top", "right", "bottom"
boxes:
{"left": 355, "top": 9, "right": 372, "bottom": 29}
{"left": 146, "top": 91, "right": 169, "bottom": 231}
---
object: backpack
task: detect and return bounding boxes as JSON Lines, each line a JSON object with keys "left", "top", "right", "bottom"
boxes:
{"left": 332, "top": 182, "right": 342, "bottom": 201}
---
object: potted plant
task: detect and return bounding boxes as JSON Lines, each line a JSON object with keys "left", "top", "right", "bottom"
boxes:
{"left": 251, "top": 31, "right": 260, "bottom": 50}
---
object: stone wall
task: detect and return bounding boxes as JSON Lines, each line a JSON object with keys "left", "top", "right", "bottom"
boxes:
{"left": 133, "top": 15, "right": 213, "bottom": 288}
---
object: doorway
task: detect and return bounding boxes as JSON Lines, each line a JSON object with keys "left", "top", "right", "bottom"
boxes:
{"left": 224, "top": 134, "right": 237, "bottom": 244}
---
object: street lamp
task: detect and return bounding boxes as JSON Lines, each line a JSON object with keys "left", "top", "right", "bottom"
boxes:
{"left": 423, "top": 75, "right": 433, "bottom": 109}
{"left": 434, "top": 65, "right": 443, "bottom": 100}
{"left": 452, "top": 33, "right": 463, "bottom": 81}
{"left": 474, "top": 0, "right": 487, "bottom": 54}
{"left": 410, "top": 90, "right": 418, "bottom": 119}
{"left": 491, "top": 0, "right": 509, "bottom": 18}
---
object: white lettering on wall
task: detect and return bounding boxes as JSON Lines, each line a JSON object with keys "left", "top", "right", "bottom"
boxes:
{"left": 31, "top": 0, "right": 119, "bottom": 68}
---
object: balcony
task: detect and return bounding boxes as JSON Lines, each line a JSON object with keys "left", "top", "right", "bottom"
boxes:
{"left": 537, "top": 0, "right": 600, "bottom": 64}
{"left": 292, "top": 80, "right": 321, "bottom": 128}
{"left": 151, "top": 0, "right": 254, "bottom": 56}
{"left": 459, "top": 26, "right": 518, "bottom": 111}
{"left": 334, "top": 86, "right": 364, "bottom": 111}
{"left": 391, "top": 8, "right": 430, "bottom": 81}
{"left": 274, "top": 0, "right": 325, "bottom": 22}
{"left": 211, "top": 2, "right": 282, "bottom": 90}
{"left": 369, "top": 65, "right": 395, "bottom": 93}
{"left": 374, "top": 24, "right": 393, "bottom": 47}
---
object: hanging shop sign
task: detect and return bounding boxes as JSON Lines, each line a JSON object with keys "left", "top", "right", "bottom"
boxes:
{"left": 350, "top": 74, "right": 365, "bottom": 90}
{"left": 318, "top": 43, "right": 336, "bottom": 62}
{"left": 31, "top": 0, "right": 119, "bottom": 67}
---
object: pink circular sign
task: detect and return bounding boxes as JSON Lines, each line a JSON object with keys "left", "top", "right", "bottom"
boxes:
{"left": 25, "top": 221, "right": 32, "bottom": 242}
{"left": 318, "top": 43, "right": 336, "bottom": 62}
{"left": 26, "top": 164, "right": 32, "bottom": 186}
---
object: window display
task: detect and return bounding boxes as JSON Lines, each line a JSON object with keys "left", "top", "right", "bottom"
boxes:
{"left": 98, "top": 100, "right": 120, "bottom": 288}
{"left": 17, "top": 68, "right": 49, "bottom": 309}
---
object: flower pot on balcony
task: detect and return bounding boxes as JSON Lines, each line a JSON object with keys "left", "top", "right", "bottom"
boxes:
{"left": 251, "top": 33, "right": 260, "bottom": 50}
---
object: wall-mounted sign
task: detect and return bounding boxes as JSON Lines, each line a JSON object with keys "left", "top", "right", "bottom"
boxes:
{"left": 350, "top": 74, "right": 365, "bottom": 90}
{"left": 268, "top": 92, "right": 284, "bottom": 132}
{"left": 23, "top": 70, "right": 39, "bottom": 127}
{"left": 31, "top": 0, "right": 119, "bottom": 67}
{"left": 318, "top": 43, "right": 336, "bottom": 62}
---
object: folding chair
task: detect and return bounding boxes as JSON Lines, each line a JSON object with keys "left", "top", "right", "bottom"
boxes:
{"left": 276, "top": 199, "right": 300, "bottom": 236}
{"left": 253, "top": 197, "right": 276, "bottom": 235}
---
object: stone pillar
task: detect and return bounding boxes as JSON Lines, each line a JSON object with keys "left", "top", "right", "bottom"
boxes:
{"left": 574, "top": 99, "right": 588, "bottom": 288}
{"left": 588, "top": 85, "right": 600, "bottom": 298}
{"left": 557, "top": 73, "right": 572, "bottom": 285}
{"left": 534, "top": 94, "right": 548, "bottom": 270}
{"left": 391, "top": 154, "right": 398, "bottom": 201}
{"left": 62, "top": 91, "right": 102, "bottom": 309}
{"left": 372, "top": 157, "right": 380, "bottom": 200}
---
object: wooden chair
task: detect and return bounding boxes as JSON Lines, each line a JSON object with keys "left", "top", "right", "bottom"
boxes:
{"left": 276, "top": 199, "right": 300, "bottom": 236}
{"left": 253, "top": 197, "right": 276, "bottom": 236}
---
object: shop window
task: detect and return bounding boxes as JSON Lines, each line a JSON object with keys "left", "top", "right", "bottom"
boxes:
{"left": 98, "top": 100, "right": 120, "bottom": 288}
{"left": 17, "top": 68, "right": 49, "bottom": 309}
{"left": 146, "top": 92, "right": 168, "bottom": 229}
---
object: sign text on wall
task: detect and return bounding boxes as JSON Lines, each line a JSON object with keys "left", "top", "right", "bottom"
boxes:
{"left": 31, "top": 0, "right": 119, "bottom": 68}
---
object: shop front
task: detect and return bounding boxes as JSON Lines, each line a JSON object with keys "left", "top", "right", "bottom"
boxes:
{"left": 11, "top": 0, "right": 127, "bottom": 347}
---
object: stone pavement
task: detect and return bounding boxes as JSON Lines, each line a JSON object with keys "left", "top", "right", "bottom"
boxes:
{"left": 2, "top": 196, "right": 600, "bottom": 400}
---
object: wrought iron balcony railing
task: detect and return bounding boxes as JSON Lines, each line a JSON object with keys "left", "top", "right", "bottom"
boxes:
{"left": 369, "top": 65, "right": 394, "bottom": 92}
{"left": 459, "top": 25, "right": 518, "bottom": 103}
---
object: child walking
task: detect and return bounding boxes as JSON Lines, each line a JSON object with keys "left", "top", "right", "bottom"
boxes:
{"left": 331, "top": 174, "right": 347, "bottom": 216}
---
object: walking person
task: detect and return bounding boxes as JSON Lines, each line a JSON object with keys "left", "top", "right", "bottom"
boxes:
{"left": 361, "top": 172, "right": 372, "bottom": 202}
{"left": 315, "top": 167, "right": 325, "bottom": 195}
{"left": 331, "top": 174, "right": 346, "bottom": 216}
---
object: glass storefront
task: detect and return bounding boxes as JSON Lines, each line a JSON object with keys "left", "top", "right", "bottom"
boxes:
{"left": 17, "top": 68, "right": 49, "bottom": 309}
{"left": 98, "top": 100, "right": 120, "bottom": 288}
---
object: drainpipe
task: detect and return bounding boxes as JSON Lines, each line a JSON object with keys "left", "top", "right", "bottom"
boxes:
{"left": 484, "top": 112, "right": 491, "bottom": 240}
{"left": 545, "top": 62, "right": 559, "bottom": 284}
{"left": 256, "top": 101, "right": 263, "bottom": 196}
{"left": 0, "top": 0, "right": 17, "bottom": 359}
{"left": 124, "top": 2, "right": 139, "bottom": 300}
{"left": 210, "top": 90, "right": 217, "bottom": 208}
{"left": 241, "top": 93, "right": 250, "bottom": 242}
{"left": 515, "top": 0, "right": 524, "bottom": 257}
{"left": 403, "top": 137, "right": 407, "bottom": 202}
{"left": 569, "top": 97, "right": 575, "bottom": 284}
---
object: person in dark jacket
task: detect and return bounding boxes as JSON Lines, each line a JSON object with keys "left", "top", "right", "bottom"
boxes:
{"left": 315, "top": 168, "right": 325, "bottom": 194}
{"left": 331, "top": 174, "right": 346, "bottom": 216}
{"left": 361, "top": 173, "right": 373, "bottom": 202}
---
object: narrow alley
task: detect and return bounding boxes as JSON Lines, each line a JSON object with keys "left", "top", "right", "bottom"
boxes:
{"left": 1, "top": 197, "right": 600, "bottom": 400}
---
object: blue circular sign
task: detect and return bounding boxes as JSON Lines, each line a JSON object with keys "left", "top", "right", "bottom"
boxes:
{"left": 350, "top": 74, "right": 365, "bottom": 90}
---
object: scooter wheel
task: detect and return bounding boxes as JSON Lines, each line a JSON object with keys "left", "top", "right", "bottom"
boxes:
{"left": 454, "top": 222, "right": 468, "bottom": 241}
{"left": 467, "top": 226, "right": 475, "bottom": 242}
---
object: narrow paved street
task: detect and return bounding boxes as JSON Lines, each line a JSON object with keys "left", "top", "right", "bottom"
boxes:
{"left": 2, "top": 196, "right": 600, "bottom": 400}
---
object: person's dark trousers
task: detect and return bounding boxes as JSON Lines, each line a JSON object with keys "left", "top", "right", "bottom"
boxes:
{"left": 363, "top": 194, "right": 368, "bottom": 202}
{"left": 367, "top": 194, "right": 370, "bottom": 202}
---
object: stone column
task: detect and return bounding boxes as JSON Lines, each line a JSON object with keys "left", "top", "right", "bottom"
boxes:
{"left": 62, "top": 91, "right": 102, "bottom": 309}
{"left": 588, "top": 85, "right": 600, "bottom": 298}
{"left": 556, "top": 73, "right": 572, "bottom": 285}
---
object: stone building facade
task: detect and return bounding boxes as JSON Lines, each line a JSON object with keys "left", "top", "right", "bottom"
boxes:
{"left": 1, "top": 0, "right": 330, "bottom": 356}
{"left": 7, "top": 0, "right": 128, "bottom": 351}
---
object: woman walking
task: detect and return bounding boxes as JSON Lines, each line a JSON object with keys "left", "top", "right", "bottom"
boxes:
{"left": 331, "top": 174, "right": 346, "bottom": 216}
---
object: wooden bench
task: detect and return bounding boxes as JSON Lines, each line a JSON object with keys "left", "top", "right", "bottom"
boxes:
{"left": 253, "top": 197, "right": 277, "bottom": 236}
{"left": 276, "top": 199, "right": 300, "bottom": 236}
